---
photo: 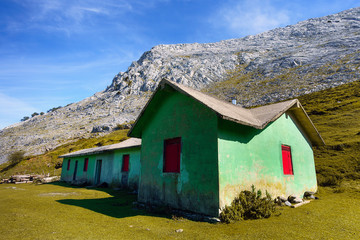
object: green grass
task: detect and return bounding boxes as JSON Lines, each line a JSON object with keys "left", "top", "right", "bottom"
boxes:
{"left": 205, "top": 79, "right": 360, "bottom": 190}
{"left": 0, "top": 183, "right": 359, "bottom": 239}
{"left": 297, "top": 80, "right": 360, "bottom": 188}
{"left": 2, "top": 80, "right": 360, "bottom": 186}
{"left": 203, "top": 52, "right": 360, "bottom": 106}
{"left": 0, "top": 129, "right": 129, "bottom": 178}
{"left": 1, "top": 78, "right": 360, "bottom": 239}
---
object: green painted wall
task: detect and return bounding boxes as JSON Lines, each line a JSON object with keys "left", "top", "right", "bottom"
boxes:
{"left": 113, "top": 148, "right": 141, "bottom": 190}
{"left": 217, "top": 113, "right": 317, "bottom": 209}
{"left": 60, "top": 147, "right": 141, "bottom": 189}
{"left": 137, "top": 87, "right": 220, "bottom": 216}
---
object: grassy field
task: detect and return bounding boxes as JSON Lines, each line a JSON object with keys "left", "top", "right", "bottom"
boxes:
{"left": 297, "top": 80, "right": 360, "bottom": 188}
{"left": 0, "top": 129, "right": 129, "bottom": 179}
{"left": 1, "top": 81, "right": 360, "bottom": 239}
{"left": 0, "top": 182, "right": 359, "bottom": 240}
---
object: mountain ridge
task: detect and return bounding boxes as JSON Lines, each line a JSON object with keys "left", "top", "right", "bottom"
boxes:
{"left": 0, "top": 7, "right": 359, "bottom": 163}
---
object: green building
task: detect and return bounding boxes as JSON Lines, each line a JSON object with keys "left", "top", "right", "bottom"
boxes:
{"left": 129, "top": 79, "right": 325, "bottom": 217}
{"left": 59, "top": 138, "right": 141, "bottom": 189}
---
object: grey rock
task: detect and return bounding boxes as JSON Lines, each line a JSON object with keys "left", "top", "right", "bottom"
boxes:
{"left": 91, "top": 125, "right": 111, "bottom": 133}
{"left": 288, "top": 195, "right": 297, "bottom": 202}
{"left": 205, "top": 217, "right": 221, "bottom": 223}
{"left": 304, "top": 191, "right": 316, "bottom": 197}
{"left": 293, "top": 197, "right": 303, "bottom": 203}
{"left": 175, "top": 229, "right": 183, "bottom": 233}
{"left": 278, "top": 196, "right": 288, "bottom": 202}
{"left": 288, "top": 195, "right": 303, "bottom": 203}
{"left": 284, "top": 201, "right": 292, "bottom": 207}
{"left": 1, "top": 7, "right": 360, "bottom": 163}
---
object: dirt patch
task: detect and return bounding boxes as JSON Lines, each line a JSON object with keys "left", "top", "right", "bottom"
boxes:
{"left": 38, "top": 192, "right": 79, "bottom": 197}
{"left": 5, "top": 186, "right": 25, "bottom": 190}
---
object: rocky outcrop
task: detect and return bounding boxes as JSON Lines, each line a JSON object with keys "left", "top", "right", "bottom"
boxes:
{"left": 107, "top": 7, "right": 360, "bottom": 103}
{"left": 0, "top": 7, "right": 359, "bottom": 163}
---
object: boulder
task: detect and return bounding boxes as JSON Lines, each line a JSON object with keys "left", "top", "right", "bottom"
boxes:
{"left": 304, "top": 191, "right": 316, "bottom": 197}
{"left": 278, "top": 196, "right": 287, "bottom": 202}
{"left": 288, "top": 195, "right": 303, "bottom": 203}
{"left": 91, "top": 125, "right": 111, "bottom": 133}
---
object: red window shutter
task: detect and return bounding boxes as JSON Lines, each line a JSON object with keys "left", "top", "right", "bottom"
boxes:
{"left": 282, "top": 145, "right": 294, "bottom": 175}
{"left": 164, "top": 137, "right": 181, "bottom": 173}
{"left": 67, "top": 159, "right": 71, "bottom": 171}
{"left": 83, "top": 158, "right": 89, "bottom": 171}
{"left": 122, "top": 154, "right": 130, "bottom": 172}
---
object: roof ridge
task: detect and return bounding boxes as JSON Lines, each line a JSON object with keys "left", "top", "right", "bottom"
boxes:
{"left": 160, "top": 79, "right": 262, "bottom": 127}
{"left": 59, "top": 138, "right": 141, "bottom": 158}
{"left": 129, "top": 79, "right": 324, "bottom": 146}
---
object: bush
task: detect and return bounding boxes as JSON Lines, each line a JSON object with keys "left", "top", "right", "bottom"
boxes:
{"left": 114, "top": 121, "right": 135, "bottom": 130}
{"left": 220, "top": 185, "right": 277, "bottom": 223}
{"left": 54, "top": 161, "right": 63, "bottom": 169}
{"left": 8, "top": 150, "right": 25, "bottom": 165}
{"left": 316, "top": 166, "right": 343, "bottom": 187}
{"left": 47, "top": 106, "right": 62, "bottom": 113}
{"left": 317, "top": 174, "right": 343, "bottom": 187}
{"left": 21, "top": 116, "right": 30, "bottom": 121}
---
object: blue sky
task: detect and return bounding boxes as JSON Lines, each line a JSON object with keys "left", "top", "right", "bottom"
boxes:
{"left": 0, "top": 0, "right": 358, "bottom": 129}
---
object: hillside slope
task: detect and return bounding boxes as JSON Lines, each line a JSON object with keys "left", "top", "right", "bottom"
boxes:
{"left": 2, "top": 80, "right": 359, "bottom": 190}
{"left": 0, "top": 7, "right": 359, "bottom": 163}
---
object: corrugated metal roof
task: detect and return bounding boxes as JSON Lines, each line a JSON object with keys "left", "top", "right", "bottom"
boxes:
{"left": 129, "top": 79, "right": 325, "bottom": 146}
{"left": 58, "top": 138, "right": 141, "bottom": 158}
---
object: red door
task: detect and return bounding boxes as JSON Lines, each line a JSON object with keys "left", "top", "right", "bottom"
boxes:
{"left": 122, "top": 155, "right": 130, "bottom": 172}
{"left": 164, "top": 137, "right": 181, "bottom": 173}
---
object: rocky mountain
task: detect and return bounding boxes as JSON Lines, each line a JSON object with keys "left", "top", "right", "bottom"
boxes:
{"left": 1, "top": 7, "right": 359, "bottom": 164}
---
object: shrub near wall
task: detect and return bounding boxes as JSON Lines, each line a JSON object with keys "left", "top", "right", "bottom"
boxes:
{"left": 220, "top": 186, "right": 277, "bottom": 223}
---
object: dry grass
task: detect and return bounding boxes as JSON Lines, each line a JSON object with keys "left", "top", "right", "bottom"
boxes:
{"left": 297, "top": 80, "right": 360, "bottom": 188}
{"left": 1, "top": 78, "right": 360, "bottom": 239}
{"left": 0, "top": 183, "right": 359, "bottom": 239}
{"left": 0, "top": 129, "right": 129, "bottom": 178}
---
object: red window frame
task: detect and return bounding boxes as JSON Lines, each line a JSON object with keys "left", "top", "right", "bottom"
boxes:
{"left": 83, "top": 158, "right": 89, "bottom": 172}
{"left": 163, "top": 137, "right": 181, "bottom": 173}
{"left": 122, "top": 154, "right": 130, "bottom": 172}
{"left": 282, "top": 145, "right": 294, "bottom": 175}
{"left": 67, "top": 159, "right": 71, "bottom": 171}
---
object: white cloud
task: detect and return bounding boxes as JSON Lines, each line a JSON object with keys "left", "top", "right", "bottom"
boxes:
{"left": 214, "top": 0, "right": 291, "bottom": 37}
{"left": 0, "top": 93, "right": 39, "bottom": 129}
{"left": 7, "top": 0, "right": 131, "bottom": 35}
{"left": 7, "top": 0, "right": 169, "bottom": 35}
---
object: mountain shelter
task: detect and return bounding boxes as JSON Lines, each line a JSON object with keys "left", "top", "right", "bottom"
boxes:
{"left": 59, "top": 138, "right": 141, "bottom": 189}
{"left": 128, "top": 79, "right": 325, "bottom": 217}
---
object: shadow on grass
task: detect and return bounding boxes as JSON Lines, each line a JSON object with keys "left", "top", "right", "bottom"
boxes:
{"left": 50, "top": 181, "right": 169, "bottom": 219}
{"left": 0, "top": 161, "right": 21, "bottom": 173}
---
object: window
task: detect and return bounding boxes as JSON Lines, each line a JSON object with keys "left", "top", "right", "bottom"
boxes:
{"left": 122, "top": 154, "right": 130, "bottom": 172}
{"left": 163, "top": 137, "right": 181, "bottom": 173}
{"left": 67, "top": 159, "right": 71, "bottom": 171}
{"left": 83, "top": 158, "right": 89, "bottom": 172}
{"left": 281, "top": 145, "right": 293, "bottom": 175}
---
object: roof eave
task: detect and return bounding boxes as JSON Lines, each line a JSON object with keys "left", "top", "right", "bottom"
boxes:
{"left": 58, "top": 144, "right": 141, "bottom": 158}
{"left": 288, "top": 104, "right": 326, "bottom": 146}
{"left": 128, "top": 80, "right": 169, "bottom": 138}
{"left": 257, "top": 99, "right": 300, "bottom": 129}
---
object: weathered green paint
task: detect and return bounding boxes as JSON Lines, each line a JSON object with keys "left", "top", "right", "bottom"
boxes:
{"left": 131, "top": 83, "right": 318, "bottom": 217}
{"left": 60, "top": 147, "right": 141, "bottom": 189}
{"left": 137, "top": 86, "right": 220, "bottom": 216}
{"left": 218, "top": 113, "right": 317, "bottom": 209}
